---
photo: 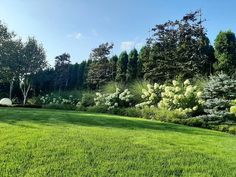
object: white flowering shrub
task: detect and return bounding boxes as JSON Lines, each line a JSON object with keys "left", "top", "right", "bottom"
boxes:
{"left": 135, "top": 83, "right": 163, "bottom": 108}
{"left": 40, "top": 93, "right": 79, "bottom": 105}
{"left": 136, "top": 80, "right": 204, "bottom": 115}
{"left": 230, "top": 99, "right": 236, "bottom": 116}
{"left": 94, "top": 88, "right": 133, "bottom": 110}
{"left": 158, "top": 79, "right": 204, "bottom": 114}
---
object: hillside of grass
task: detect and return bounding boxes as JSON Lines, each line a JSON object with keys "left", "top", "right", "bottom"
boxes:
{"left": 0, "top": 108, "right": 236, "bottom": 176}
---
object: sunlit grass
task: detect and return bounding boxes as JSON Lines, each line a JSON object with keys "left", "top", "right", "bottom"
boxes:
{"left": 0, "top": 107, "right": 235, "bottom": 176}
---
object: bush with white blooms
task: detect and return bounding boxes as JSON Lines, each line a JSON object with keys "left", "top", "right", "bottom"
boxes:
{"left": 136, "top": 79, "right": 204, "bottom": 115}
{"left": 40, "top": 93, "right": 79, "bottom": 105}
{"left": 94, "top": 88, "right": 133, "bottom": 110}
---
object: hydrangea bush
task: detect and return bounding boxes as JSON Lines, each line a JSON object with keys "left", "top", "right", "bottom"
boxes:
{"left": 94, "top": 88, "right": 133, "bottom": 110}
{"left": 230, "top": 99, "right": 236, "bottom": 116}
{"left": 40, "top": 93, "right": 79, "bottom": 105}
{"left": 158, "top": 79, "right": 204, "bottom": 114}
{"left": 135, "top": 83, "right": 162, "bottom": 108}
{"left": 136, "top": 79, "right": 204, "bottom": 115}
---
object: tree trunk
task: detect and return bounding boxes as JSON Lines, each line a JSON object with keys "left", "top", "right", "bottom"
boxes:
{"left": 9, "top": 80, "right": 14, "bottom": 100}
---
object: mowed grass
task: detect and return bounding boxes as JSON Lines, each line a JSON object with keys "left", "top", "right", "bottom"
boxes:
{"left": 0, "top": 108, "right": 235, "bottom": 177}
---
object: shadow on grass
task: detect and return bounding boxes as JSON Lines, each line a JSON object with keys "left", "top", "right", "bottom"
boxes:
{"left": 0, "top": 107, "right": 223, "bottom": 136}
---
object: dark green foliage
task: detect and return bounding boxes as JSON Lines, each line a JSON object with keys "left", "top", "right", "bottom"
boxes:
{"left": 54, "top": 53, "right": 71, "bottom": 91}
{"left": 43, "top": 104, "right": 76, "bottom": 110}
{"left": 201, "top": 73, "right": 236, "bottom": 122}
{"left": 126, "top": 49, "right": 138, "bottom": 81}
{"left": 146, "top": 10, "right": 214, "bottom": 82}
{"left": 87, "top": 43, "right": 113, "bottom": 89}
{"left": 214, "top": 30, "right": 236, "bottom": 74}
{"left": 110, "top": 55, "right": 118, "bottom": 80}
{"left": 80, "top": 92, "right": 95, "bottom": 107}
{"left": 116, "top": 51, "right": 128, "bottom": 82}
{"left": 139, "top": 46, "right": 151, "bottom": 81}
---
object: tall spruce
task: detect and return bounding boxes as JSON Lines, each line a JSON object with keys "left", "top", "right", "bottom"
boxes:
{"left": 138, "top": 46, "right": 151, "bottom": 80}
{"left": 116, "top": 51, "right": 128, "bottom": 82}
{"left": 110, "top": 55, "right": 118, "bottom": 80}
{"left": 127, "top": 48, "right": 138, "bottom": 81}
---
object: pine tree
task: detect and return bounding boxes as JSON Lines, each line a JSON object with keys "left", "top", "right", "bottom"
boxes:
{"left": 201, "top": 73, "right": 236, "bottom": 122}
{"left": 110, "top": 55, "right": 118, "bottom": 80}
{"left": 116, "top": 51, "right": 128, "bottom": 82}
{"left": 127, "top": 49, "right": 138, "bottom": 81}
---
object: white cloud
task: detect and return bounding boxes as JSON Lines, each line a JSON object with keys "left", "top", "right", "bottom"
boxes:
{"left": 121, "top": 41, "right": 135, "bottom": 51}
{"left": 67, "top": 32, "right": 82, "bottom": 40}
{"left": 75, "top": 32, "right": 82, "bottom": 39}
{"left": 91, "top": 29, "right": 98, "bottom": 36}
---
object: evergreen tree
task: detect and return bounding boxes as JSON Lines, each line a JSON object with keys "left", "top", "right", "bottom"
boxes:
{"left": 147, "top": 10, "right": 213, "bottom": 82}
{"left": 201, "top": 73, "right": 236, "bottom": 122}
{"left": 86, "top": 43, "right": 113, "bottom": 89}
{"left": 110, "top": 55, "right": 118, "bottom": 80}
{"left": 138, "top": 46, "right": 150, "bottom": 80}
{"left": 127, "top": 49, "right": 138, "bottom": 81}
{"left": 55, "top": 53, "right": 71, "bottom": 91}
{"left": 214, "top": 30, "right": 236, "bottom": 74}
{"left": 116, "top": 51, "right": 128, "bottom": 82}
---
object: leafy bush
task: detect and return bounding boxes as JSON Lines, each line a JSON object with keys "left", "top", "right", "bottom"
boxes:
{"left": 228, "top": 126, "right": 236, "bottom": 134}
{"left": 101, "top": 81, "right": 125, "bottom": 94}
{"left": 43, "top": 104, "right": 76, "bottom": 110}
{"left": 128, "top": 80, "right": 149, "bottom": 104}
{"left": 201, "top": 73, "right": 236, "bottom": 121}
{"left": 86, "top": 105, "right": 108, "bottom": 113}
{"left": 94, "top": 88, "right": 133, "bottom": 110}
{"left": 230, "top": 99, "right": 236, "bottom": 116}
{"left": 40, "top": 93, "right": 79, "bottom": 106}
{"left": 80, "top": 92, "right": 95, "bottom": 107}
{"left": 135, "top": 83, "right": 162, "bottom": 108}
{"left": 136, "top": 79, "right": 204, "bottom": 115}
{"left": 158, "top": 79, "right": 204, "bottom": 115}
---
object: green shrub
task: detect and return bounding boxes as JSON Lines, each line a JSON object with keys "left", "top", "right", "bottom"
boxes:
{"left": 76, "top": 104, "right": 87, "bottom": 111}
{"left": 154, "top": 109, "right": 187, "bottom": 122}
{"left": 228, "top": 126, "right": 236, "bottom": 134}
{"left": 43, "top": 104, "right": 76, "bottom": 110}
{"left": 128, "top": 80, "right": 149, "bottom": 103}
{"left": 27, "top": 97, "right": 41, "bottom": 105}
{"left": 112, "top": 108, "right": 142, "bottom": 117}
{"left": 80, "top": 92, "right": 95, "bottom": 107}
{"left": 86, "top": 105, "right": 108, "bottom": 113}
{"left": 101, "top": 81, "right": 125, "bottom": 94}
{"left": 40, "top": 93, "right": 79, "bottom": 106}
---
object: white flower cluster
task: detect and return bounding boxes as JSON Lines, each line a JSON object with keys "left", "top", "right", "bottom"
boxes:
{"left": 135, "top": 83, "right": 162, "bottom": 108}
{"left": 40, "top": 93, "right": 79, "bottom": 105}
{"left": 94, "top": 88, "right": 133, "bottom": 110}
{"left": 136, "top": 79, "right": 204, "bottom": 115}
{"left": 158, "top": 79, "right": 204, "bottom": 114}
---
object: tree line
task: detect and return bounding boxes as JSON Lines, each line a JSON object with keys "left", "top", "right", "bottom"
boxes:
{"left": 1, "top": 10, "right": 236, "bottom": 103}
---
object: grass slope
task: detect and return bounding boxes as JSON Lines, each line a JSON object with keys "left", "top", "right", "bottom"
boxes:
{"left": 0, "top": 108, "right": 235, "bottom": 177}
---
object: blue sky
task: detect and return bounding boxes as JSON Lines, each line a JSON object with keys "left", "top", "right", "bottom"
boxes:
{"left": 0, "top": 0, "right": 236, "bottom": 65}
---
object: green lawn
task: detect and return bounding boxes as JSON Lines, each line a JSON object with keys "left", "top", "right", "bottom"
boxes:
{"left": 0, "top": 108, "right": 235, "bottom": 177}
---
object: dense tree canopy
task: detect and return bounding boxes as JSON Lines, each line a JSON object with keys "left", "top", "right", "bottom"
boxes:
{"left": 116, "top": 51, "right": 128, "bottom": 82}
{"left": 214, "top": 30, "right": 236, "bottom": 74}
{"left": 146, "top": 10, "right": 214, "bottom": 82}
{"left": 87, "top": 43, "right": 114, "bottom": 89}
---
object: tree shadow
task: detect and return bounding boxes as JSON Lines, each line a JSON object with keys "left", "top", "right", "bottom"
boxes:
{"left": 0, "top": 108, "right": 227, "bottom": 137}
